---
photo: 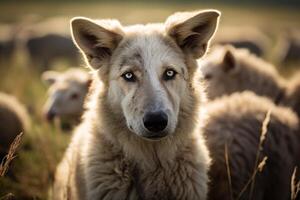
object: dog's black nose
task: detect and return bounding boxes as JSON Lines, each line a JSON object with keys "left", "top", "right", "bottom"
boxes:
{"left": 143, "top": 111, "right": 168, "bottom": 133}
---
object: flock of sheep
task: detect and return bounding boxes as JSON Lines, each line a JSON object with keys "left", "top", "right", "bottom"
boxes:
{"left": 0, "top": 13, "right": 300, "bottom": 199}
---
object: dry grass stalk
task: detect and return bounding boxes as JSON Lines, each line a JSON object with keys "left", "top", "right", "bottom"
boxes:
{"left": 0, "top": 132, "right": 23, "bottom": 177}
{"left": 249, "top": 110, "right": 271, "bottom": 199}
{"left": 237, "top": 156, "right": 268, "bottom": 200}
{"left": 224, "top": 110, "right": 271, "bottom": 200}
{"left": 225, "top": 142, "right": 233, "bottom": 200}
{"left": 291, "top": 167, "right": 300, "bottom": 200}
{"left": 257, "top": 157, "right": 268, "bottom": 172}
{"left": 0, "top": 193, "right": 15, "bottom": 200}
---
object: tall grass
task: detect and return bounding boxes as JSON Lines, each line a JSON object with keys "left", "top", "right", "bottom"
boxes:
{"left": 0, "top": 56, "right": 71, "bottom": 199}
{"left": 225, "top": 110, "right": 271, "bottom": 200}
{"left": 225, "top": 143, "right": 233, "bottom": 200}
{"left": 237, "top": 110, "right": 271, "bottom": 200}
{"left": 0, "top": 133, "right": 23, "bottom": 200}
{"left": 0, "top": 133, "right": 23, "bottom": 177}
{"left": 248, "top": 110, "right": 271, "bottom": 199}
{"left": 225, "top": 109, "right": 300, "bottom": 200}
{"left": 291, "top": 167, "right": 300, "bottom": 200}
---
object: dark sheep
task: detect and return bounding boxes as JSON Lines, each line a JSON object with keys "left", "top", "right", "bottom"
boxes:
{"left": 205, "top": 91, "right": 300, "bottom": 200}
{"left": 212, "top": 26, "right": 271, "bottom": 57}
{"left": 0, "top": 93, "right": 30, "bottom": 160}
{"left": 26, "top": 34, "right": 80, "bottom": 70}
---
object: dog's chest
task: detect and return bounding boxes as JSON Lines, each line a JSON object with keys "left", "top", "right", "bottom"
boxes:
{"left": 131, "top": 160, "right": 203, "bottom": 200}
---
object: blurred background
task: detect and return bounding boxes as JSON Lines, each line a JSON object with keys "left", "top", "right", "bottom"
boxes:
{"left": 0, "top": 0, "right": 299, "bottom": 199}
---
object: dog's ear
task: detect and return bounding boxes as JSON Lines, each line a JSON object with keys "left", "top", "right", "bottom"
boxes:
{"left": 222, "top": 47, "right": 237, "bottom": 72}
{"left": 165, "top": 10, "right": 220, "bottom": 58}
{"left": 42, "top": 71, "right": 60, "bottom": 85}
{"left": 71, "top": 17, "right": 124, "bottom": 69}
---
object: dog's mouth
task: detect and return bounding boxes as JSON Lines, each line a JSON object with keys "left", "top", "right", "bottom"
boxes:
{"left": 141, "top": 131, "right": 169, "bottom": 141}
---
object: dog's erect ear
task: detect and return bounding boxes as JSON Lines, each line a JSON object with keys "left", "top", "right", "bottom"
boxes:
{"left": 71, "top": 17, "right": 124, "bottom": 69}
{"left": 222, "top": 47, "right": 237, "bottom": 72}
{"left": 165, "top": 10, "right": 220, "bottom": 58}
{"left": 42, "top": 71, "right": 60, "bottom": 85}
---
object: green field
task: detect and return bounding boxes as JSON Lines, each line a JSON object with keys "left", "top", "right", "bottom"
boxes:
{"left": 0, "top": 2, "right": 299, "bottom": 199}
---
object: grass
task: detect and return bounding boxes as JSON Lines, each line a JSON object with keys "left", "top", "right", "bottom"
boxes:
{"left": 0, "top": 133, "right": 23, "bottom": 200}
{"left": 291, "top": 167, "right": 300, "bottom": 200}
{"left": 0, "top": 133, "right": 24, "bottom": 177}
{"left": 248, "top": 110, "right": 271, "bottom": 199}
{"left": 225, "top": 109, "right": 299, "bottom": 200}
{"left": 0, "top": 2, "right": 299, "bottom": 199}
{"left": 226, "top": 110, "right": 271, "bottom": 200}
{"left": 225, "top": 143, "right": 233, "bottom": 200}
{"left": 0, "top": 55, "right": 71, "bottom": 199}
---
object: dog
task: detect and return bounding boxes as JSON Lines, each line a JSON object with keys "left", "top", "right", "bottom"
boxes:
{"left": 52, "top": 9, "right": 220, "bottom": 200}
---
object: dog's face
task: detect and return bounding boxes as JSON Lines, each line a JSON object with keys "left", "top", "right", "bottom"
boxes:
{"left": 71, "top": 10, "right": 220, "bottom": 140}
{"left": 108, "top": 31, "right": 188, "bottom": 140}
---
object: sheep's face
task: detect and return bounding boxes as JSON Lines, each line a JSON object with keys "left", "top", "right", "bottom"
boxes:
{"left": 42, "top": 70, "right": 91, "bottom": 122}
{"left": 200, "top": 45, "right": 239, "bottom": 100}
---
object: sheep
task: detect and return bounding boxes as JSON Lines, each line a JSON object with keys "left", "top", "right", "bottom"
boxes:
{"left": 204, "top": 91, "right": 300, "bottom": 200}
{"left": 42, "top": 68, "right": 91, "bottom": 130}
{"left": 200, "top": 45, "right": 300, "bottom": 119}
{"left": 26, "top": 34, "right": 80, "bottom": 71}
{"left": 200, "top": 45, "right": 286, "bottom": 101}
{"left": 273, "top": 29, "right": 300, "bottom": 64}
{"left": 212, "top": 26, "right": 271, "bottom": 57}
{"left": 0, "top": 92, "right": 30, "bottom": 160}
{"left": 0, "top": 39, "right": 15, "bottom": 64}
{"left": 282, "top": 72, "right": 300, "bottom": 119}
{"left": 0, "top": 23, "right": 17, "bottom": 64}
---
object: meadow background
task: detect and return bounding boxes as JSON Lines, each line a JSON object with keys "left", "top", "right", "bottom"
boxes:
{"left": 0, "top": 1, "right": 299, "bottom": 199}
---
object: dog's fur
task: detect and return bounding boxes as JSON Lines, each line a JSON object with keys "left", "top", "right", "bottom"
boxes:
{"left": 199, "top": 45, "right": 286, "bottom": 101}
{"left": 204, "top": 91, "right": 300, "bottom": 200}
{"left": 42, "top": 68, "right": 91, "bottom": 129}
{"left": 53, "top": 10, "right": 220, "bottom": 200}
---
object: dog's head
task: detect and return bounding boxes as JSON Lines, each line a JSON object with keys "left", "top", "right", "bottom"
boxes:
{"left": 71, "top": 10, "right": 220, "bottom": 140}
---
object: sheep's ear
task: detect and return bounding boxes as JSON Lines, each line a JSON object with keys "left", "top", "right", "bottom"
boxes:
{"left": 70, "top": 17, "right": 124, "bottom": 69}
{"left": 86, "top": 78, "right": 93, "bottom": 88}
{"left": 166, "top": 10, "right": 220, "bottom": 58}
{"left": 83, "top": 74, "right": 93, "bottom": 88}
{"left": 42, "top": 71, "right": 60, "bottom": 85}
{"left": 222, "top": 48, "right": 236, "bottom": 72}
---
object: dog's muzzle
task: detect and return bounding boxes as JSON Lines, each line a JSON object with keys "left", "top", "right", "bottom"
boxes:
{"left": 143, "top": 111, "right": 168, "bottom": 139}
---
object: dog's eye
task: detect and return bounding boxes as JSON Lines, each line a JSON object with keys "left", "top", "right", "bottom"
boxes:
{"left": 122, "top": 72, "right": 136, "bottom": 82}
{"left": 163, "top": 69, "right": 177, "bottom": 81}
